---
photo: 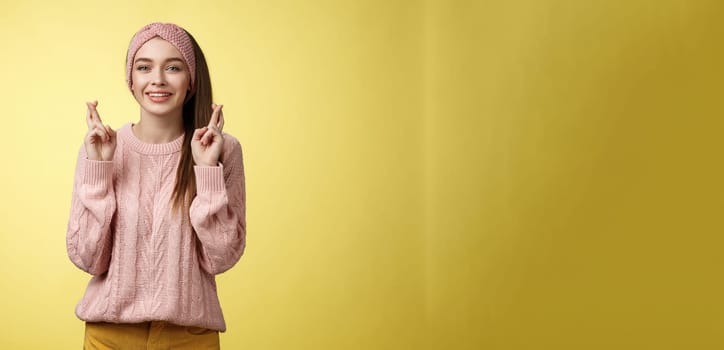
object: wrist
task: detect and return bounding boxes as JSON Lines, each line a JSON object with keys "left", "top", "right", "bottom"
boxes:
{"left": 195, "top": 161, "right": 219, "bottom": 167}
{"left": 86, "top": 156, "right": 112, "bottom": 162}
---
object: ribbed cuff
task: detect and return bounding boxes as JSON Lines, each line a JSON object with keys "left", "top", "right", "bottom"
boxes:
{"left": 194, "top": 162, "right": 225, "bottom": 192}
{"left": 83, "top": 158, "right": 114, "bottom": 185}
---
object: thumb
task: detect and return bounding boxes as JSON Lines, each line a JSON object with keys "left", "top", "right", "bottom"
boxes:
{"left": 192, "top": 127, "right": 208, "bottom": 141}
{"left": 105, "top": 124, "right": 116, "bottom": 138}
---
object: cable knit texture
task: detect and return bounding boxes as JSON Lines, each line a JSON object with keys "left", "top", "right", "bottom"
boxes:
{"left": 66, "top": 122, "right": 246, "bottom": 332}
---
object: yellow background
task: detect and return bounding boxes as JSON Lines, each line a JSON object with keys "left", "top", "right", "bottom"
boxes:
{"left": 0, "top": 0, "right": 722, "bottom": 349}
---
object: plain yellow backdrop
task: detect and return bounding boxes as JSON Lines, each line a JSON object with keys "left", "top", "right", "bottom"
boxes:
{"left": 0, "top": 0, "right": 722, "bottom": 349}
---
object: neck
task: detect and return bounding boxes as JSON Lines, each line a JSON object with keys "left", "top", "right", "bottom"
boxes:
{"left": 133, "top": 110, "right": 185, "bottom": 144}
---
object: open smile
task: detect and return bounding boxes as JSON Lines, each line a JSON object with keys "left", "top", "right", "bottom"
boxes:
{"left": 146, "top": 91, "right": 173, "bottom": 103}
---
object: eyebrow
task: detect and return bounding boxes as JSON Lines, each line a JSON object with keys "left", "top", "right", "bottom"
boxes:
{"left": 134, "top": 57, "right": 185, "bottom": 64}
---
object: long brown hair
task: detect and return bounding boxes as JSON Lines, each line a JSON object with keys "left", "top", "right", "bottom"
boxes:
{"left": 170, "top": 29, "right": 213, "bottom": 217}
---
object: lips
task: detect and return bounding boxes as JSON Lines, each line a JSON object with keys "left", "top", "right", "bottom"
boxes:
{"left": 146, "top": 91, "right": 172, "bottom": 103}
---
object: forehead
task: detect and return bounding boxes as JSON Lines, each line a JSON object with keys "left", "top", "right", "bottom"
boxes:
{"left": 135, "top": 37, "right": 183, "bottom": 61}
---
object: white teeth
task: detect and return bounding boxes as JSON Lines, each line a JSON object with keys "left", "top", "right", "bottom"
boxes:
{"left": 149, "top": 93, "right": 171, "bottom": 97}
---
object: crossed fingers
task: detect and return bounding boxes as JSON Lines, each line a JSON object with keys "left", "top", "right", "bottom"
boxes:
{"left": 86, "top": 101, "right": 111, "bottom": 142}
{"left": 200, "top": 103, "right": 224, "bottom": 146}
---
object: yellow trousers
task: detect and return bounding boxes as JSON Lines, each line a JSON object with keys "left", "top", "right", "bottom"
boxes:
{"left": 83, "top": 320, "right": 220, "bottom": 350}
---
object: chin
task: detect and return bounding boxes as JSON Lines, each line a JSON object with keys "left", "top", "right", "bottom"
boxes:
{"left": 141, "top": 100, "right": 184, "bottom": 116}
{"left": 144, "top": 105, "right": 182, "bottom": 117}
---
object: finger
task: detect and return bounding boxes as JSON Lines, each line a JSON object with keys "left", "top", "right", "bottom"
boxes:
{"left": 208, "top": 104, "right": 220, "bottom": 128}
{"left": 94, "top": 125, "right": 109, "bottom": 142}
{"left": 193, "top": 127, "right": 208, "bottom": 141}
{"left": 86, "top": 103, "right": 93, "bottom": 130}
{"left": 87, "top": 104, "right": 99, "bottom": 131}
{"left": 202, "top": 126, "right": 218, "bottom": 145}
{"left": 90, "top": 124, "right": 108, "bottom": 142}
{"left": 85, "top": 101, "right": 101, "bottom": 130}
{"left": 87, "top": 127, "right": 105, "bottom": 144}
{"left": 105, "top": 124, "right": 115, "bottom": 141}
{"left": 217, "top": 105, "right": 224, "bottom": 131}
{"left": 90, "top": 102, "right": 103, "bottom": 129}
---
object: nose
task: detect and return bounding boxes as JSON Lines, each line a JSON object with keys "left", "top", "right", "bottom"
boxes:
{"left": 151, "top": 68, "right": 166, "bottom": 86}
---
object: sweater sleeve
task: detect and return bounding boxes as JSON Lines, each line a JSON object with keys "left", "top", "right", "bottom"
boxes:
{"left": 190, "top": 138, "right": 247, "bottom": 275}
{"left": 65, "top": 144, "right": 116, "bottom": 276}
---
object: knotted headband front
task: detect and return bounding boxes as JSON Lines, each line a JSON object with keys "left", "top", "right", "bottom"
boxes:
{"left": 125, "top": 22, "right": 196, "bottom": 92}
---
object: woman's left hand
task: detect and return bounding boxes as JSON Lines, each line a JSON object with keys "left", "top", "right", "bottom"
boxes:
{"left": 191, "top": 103, "right": 225, "bottom": 166}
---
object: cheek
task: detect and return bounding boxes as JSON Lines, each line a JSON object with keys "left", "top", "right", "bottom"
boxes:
{"left": 179, "top": 74, "right": 191, "bottom": 89}
{"left": 130, "top": 80, "right": 140, "bottom": 93}
{"left": 130, "top": 74, "right": 144, "bottom": 91}
{"left": 130, "top": 81, "right": 146, "bottom": 101}
{"left": 171, "top": 75, "right": 191, "bottom": 93}
{"left": 183, "top": 73, "right": 192, "bottom": 89}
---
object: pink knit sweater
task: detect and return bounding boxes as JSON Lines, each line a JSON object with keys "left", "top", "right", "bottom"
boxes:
{"left": 66, "top": 122, "right": 246, "bottom": 332}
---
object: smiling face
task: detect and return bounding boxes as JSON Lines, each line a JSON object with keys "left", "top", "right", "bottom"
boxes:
{"left": 130, "top": 37, "right": 191, "bottom": 118}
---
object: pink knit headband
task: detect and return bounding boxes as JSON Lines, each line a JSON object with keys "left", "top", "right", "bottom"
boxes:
{"left": 125, "top": 22, "right": 196, "bottom": 92}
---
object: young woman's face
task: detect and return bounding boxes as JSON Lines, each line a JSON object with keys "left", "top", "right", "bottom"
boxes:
{"left": 130, "top": 37, "right": 191, "bottom": 117}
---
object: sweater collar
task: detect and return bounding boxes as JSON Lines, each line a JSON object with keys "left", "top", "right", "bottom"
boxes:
{"left": 119, "top": 122, "right": 185, "bottom": 155}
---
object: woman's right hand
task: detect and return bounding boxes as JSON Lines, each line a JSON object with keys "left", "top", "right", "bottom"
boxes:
{"left": 84, "top": 101, "right": 117, "bottom": 161}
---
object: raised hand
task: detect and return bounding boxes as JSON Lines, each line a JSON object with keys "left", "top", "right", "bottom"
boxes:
{"left": 191, "top": 103, "right": 225, "bottom": 166}
{"left": 84, "top": 101, "right": 117, "bottom": 161}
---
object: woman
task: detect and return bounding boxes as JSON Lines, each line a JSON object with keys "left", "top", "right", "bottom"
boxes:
{"left": 66, "top": 22, "right": 246, "bottom": 349}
